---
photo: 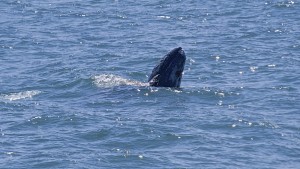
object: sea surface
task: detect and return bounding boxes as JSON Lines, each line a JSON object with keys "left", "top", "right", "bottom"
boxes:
{"left": 1, "top": 0, "right": 300, "bottom": 168}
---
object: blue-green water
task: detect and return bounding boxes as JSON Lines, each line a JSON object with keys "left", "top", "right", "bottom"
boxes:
{"left": 1, "top": 0, "right": 300, "bottom": 168}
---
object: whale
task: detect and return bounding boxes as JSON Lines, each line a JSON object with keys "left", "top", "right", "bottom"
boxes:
{"left": 93, "top": 47, "right": 186, "bottom": 88}
{"left": 148, "top": 47, "right": 186, "bottom": 87}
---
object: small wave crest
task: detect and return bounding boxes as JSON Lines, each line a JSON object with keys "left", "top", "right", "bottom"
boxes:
{"left": 93, "top": 74, "right": 147, "bottom": 88}
{"left": 1, "top": 90, "right": 41, "bottom": 101}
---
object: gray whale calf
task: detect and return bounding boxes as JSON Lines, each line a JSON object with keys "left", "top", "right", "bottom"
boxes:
{"left": 93, "top": 47, "right": 186, "bottom": 88}
{"left": 148, "top": 47, "right": 186, "bottom": 88}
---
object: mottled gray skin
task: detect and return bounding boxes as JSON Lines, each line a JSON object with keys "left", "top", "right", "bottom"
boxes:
{"left": 148, "top": 47, "right": 186, "bottom": 87}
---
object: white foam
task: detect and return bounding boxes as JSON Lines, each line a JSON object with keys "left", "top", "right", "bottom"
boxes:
{"left": 93, "top": 74, "right": 147, "bottom": 88}
{"left": 2, "top": 90, "right": 41, "bottom": 101}
{"left": 157, "top": 15, "right": 171, "bottom": 19}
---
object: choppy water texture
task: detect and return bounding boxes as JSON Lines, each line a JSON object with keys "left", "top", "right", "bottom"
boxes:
{"left": 1, "top": 0, "right": 300, "bottom": 168}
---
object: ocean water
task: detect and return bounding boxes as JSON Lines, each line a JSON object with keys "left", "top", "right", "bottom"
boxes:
{"left": 1, "top": 0, "right": 300, "bottom": 168}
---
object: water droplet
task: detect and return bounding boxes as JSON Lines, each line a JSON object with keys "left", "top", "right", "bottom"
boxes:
{"left": 157, "top": 15, "right": 171, "bottom": 19}
{"left": 268, "top": 64, "right": 276, "bottom": 67}
{"left": 6, "top": 152, "right": 14, "bottom": 155}
{"left": 250, "top": 66, "right": 258, "bottom": 72}
{"left": 228, "top": 105, "right": 235, "bottom": 109}
{"left": 218, "top": 93, "right": 225, "bottom": 97}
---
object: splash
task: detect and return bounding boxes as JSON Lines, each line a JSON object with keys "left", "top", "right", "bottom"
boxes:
{"left": 93, "top": 74, "right": 147, "bottom": 88}
{"left": 1, "top": 90, "right": 41, "bottom": 101}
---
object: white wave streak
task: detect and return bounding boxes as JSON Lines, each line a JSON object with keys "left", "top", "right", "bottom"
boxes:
{"left": 93, "top": 74, "right": 147, "bottom": 87}
{"left": 2, "top": 90, "right": 41, "bottom": 101}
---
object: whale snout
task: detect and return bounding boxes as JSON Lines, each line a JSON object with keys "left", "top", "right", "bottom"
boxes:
{"left": 179, "top": 48, "right": 185, "bottom": 55}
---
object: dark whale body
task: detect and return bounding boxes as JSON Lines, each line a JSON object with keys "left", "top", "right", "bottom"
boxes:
{"left": 148, "top": 47, "right": 186, "bottom": 88}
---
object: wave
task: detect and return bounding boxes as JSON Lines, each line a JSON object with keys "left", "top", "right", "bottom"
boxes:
{"left": 1, "top": 90, "right": 41, "bottom": 101}
{"left": 93, "top": 74, "right": 147, "bottom": 88}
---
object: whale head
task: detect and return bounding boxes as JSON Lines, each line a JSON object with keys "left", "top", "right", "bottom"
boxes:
{"left": 148, "top": 47, "right": 186, "bottom": 88}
